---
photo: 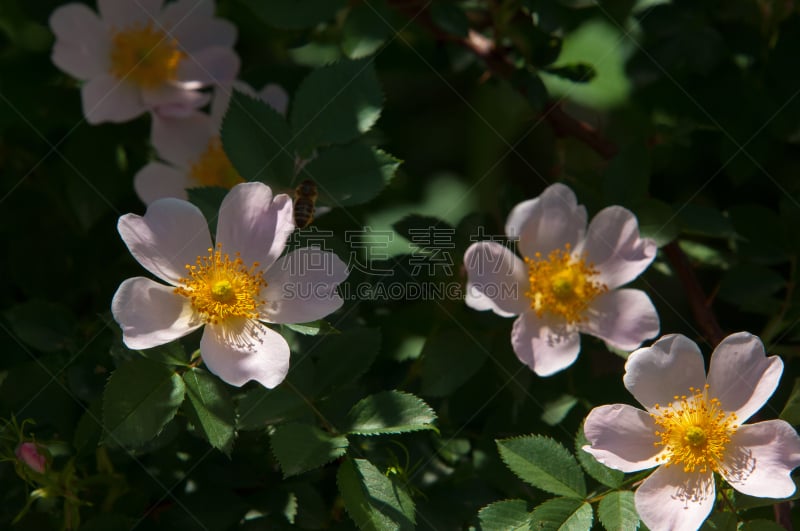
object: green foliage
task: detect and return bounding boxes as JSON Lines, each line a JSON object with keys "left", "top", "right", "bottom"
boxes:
{"left": 342, "top": 2, "right": 393, "bottom": 59}
{"left": 477, "top": 499, "right": 532, "bottom": 531}
{"left": 344, "top": 391, "right": 437, "bottom": 436}
{"left": 314, "top": 327, "right": 381, "bottom": 394}
{"left": 420, "top": 327, "right": 488, "bottom": 397}
{"left": 4, "top": 300, "right": 76, "bottom": 353}
{"left": 337, "top": 458, "right": 416, "bottom": 531}
{"left": 541, "top": 394, "right": 578, "bottom": 426}
{"left": 181, "top": 368, "right": 236, "bottom": 455}
{"left": 138, "top": 341, "right": 191, "bottom": 367}
{"left": 529, "top": 498, "right": 593, "bottom": 531}
{"left": 430, "top": 2, "right": 470, "bottom": 38}
{"left": 574, "top": 427, "right": 624, "bottom": 489}
{"left": 779, "top": 378, "right": 800, "bottom": 425}
{"left": 597, "top": 491, "right": 639, "bottom": 531}
{"left": 242, "top": 0, "right": 346, "bottom": 29}
{"left": 496, "top": 435, "right": 587, "bottom": 499}
{"left": 102, "top": 359, "right": 185, "bottom": 448}
{"left": 271, "top": 423, "right": 348, "bottom": 477}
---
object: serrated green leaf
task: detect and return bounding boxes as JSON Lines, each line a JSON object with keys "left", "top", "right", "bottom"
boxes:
{"left": 420, "top": 328, "right": 487, "bottom": 397}
{"left": 699, "top": 511, "right": 738, "bottom": 531}
{"left": 243, "top": 0, "right": 346, "bottom": 29}
{"left": 221, "top": 90, "right": 294, "bottom": 187}
{"left": 575, "top": 427, "right": 624, "bottom": 488}
{"left": 345, "top": 390, "right": 437, "bottom": 436}
{"left": 314, "top": 327, "right": 381, "bottom": 395}
{"left": 102, "top": 359, "right": 185, "bottom": 448}
{"left": 478, "top": 499, "right": 532, "bottom": 531}
{"left": 496, "top": 435, "right": 586, "bottom": 498}
{"left": 137, "top": 341, "right": 190, "bottom": 367}
{"left": 597, "top": 491, "right": 638, "bottom": 531}
{"left": 271, "top": 422, "right": 348, "bottom": 477}
{"left": 300, "top": 144, "right": 399, "bottom": 207}
{"left": 290, "top": 60, "right": 383, "bottom": 151}
{"left": 182, "top": 369, "right": 236, "bottom": 455}
{"left": 541, "top": 395, "right": 578, "bottom": 426}
{"left": 530, "top": 498, "right": 593, "bottom": 531}
{"left": 337, "top": 458, "right": 415, "bottom": 531}
{"left": 739, "top": 520, "right": 788, "bottom": 531}
{"left": 780, "top": 378, "right": 800, "bottom": 425}
{"left": 342, "top": 2, "right": 392, "bottom": 59}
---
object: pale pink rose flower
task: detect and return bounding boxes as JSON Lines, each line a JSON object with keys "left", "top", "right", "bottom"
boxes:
{"left": 15, "top": 442, "right": 46, "bottom": 474}
{"left": 463, "top": 183, "right": 659, "bottom": 376}
{"left": 49, "top": 0, "right": 240, "bottom": 124}
{"left": 134, "top": 82, "right": 289, "bottom": 205}
{"left": 111, "top": 182, "right": 348, "bottom": 388}
{"left": 583, "top": 332, "right": 800, "bottom": 531}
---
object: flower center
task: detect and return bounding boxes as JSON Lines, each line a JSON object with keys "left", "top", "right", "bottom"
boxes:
{"left": 174, "top": 244, "right": 266, "bottom": 324}
{"left": 109, "top": 23, "right": 184, "bottom": 88}
{"left": 190, "top": 138, "right": 244, "bottom": 188}
{"left": 523, "top": 244, "right": 608, "bottom": 323}
{"left": 651, "top": 384, "right": 739, "bottom": 474}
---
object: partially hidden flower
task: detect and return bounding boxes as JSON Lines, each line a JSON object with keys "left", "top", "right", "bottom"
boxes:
{"left": 50, "top": 0, "right": 239, "bottom": 124}
{"left": 111, "top": 182, "right": 348, "bottom": 388}
{"left": 463, "top": 183, "right": 659, "bottom": 376}
{"left": 134, "top": 82, "right": 288, "bottom": 205}
{"left": 15, "top": 442, "right": 47, "bottom": 474}
{"left": 583, "top": 332, "right": 800, "bottom": 531}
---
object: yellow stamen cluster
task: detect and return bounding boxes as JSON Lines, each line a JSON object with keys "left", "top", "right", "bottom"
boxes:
{"left": 523, "top": 244, "right": 608, "bottom": 323}
{"left": 174, "top": 244, "right": 266, "bottom": 324}
{"left": 651, "top": 384, "right": 739, "bottom": 474}
{"left": 109, "top": 23, "right": 184, "bottom": 88}
{"left": 190, "top": 138, "right": 244, "bottom": 188}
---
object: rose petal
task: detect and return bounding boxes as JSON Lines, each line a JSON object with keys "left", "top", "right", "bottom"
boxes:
{"left": 118, "top": 198, "right": 212, "bottom": 285}
{"left": 176, "top": 46, "right": 240, "bottom": 87}
{"left": 721, "top": 420, "right": 800, "bottom": 499}
{"left": 215, "top": 183, "right": 295, "bottom": 270}
{"left": 142, "top": 84, "right": 210, "bottom": 118}
{"left": 583, "top": 404, "right": 662, "bottom": 472}
{"left": 98, "top": 0, "right": 164, "bottom": 28}
{"left": 133, "top": 162, "right": 191, "bottom": 205}
{"left": 49, "top": 4, "right": 109, "bottom": 79}
{"left": 81, "top": 74, "right": 146, "bottom": 124}
{"left": 259, "top": 83, "right": 289, "bottom": 116}
{"left": 576, "top": 206, "right": 656, "bottom": 289}
{"left": 511, "top": 312, "right": 580, "bottom": 376}
{"left": 150, "top": 111, "right": 214, "bottom": 167}
{"left": 623, "top": 334, "right": 706, "bottom": 413}
{"left": 261, "top": 248, "right": 348, "bottom": 324}
{"left": 160, "top": 0, "right": 237, "bottom": 50}
{"left": 580, "top": 288, "right": 659, "bottom": 351}
{"left": 111, "top": 277, "right": 201, "bottom": 350}
{"left": 200, "top": 319, "right": 290, "bottom": 388}
{"left": 707, "top": 332, "right": 784, "bottom": 423}
{"left": 504, "top": 183, "right": 587, "bottom": 259}
{"left": 635, "top": 466, "right": 715, "bottom": 531}
{"left": 463, "top": 241, "right": 528, "bottom": 317}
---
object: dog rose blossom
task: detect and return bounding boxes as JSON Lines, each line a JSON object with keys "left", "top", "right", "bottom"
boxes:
{"left": 112, "top": 182, "right": 348, "bottom": 388}
{"left": 50, "top": 0, "right": 239, "bottom": 123}
{"left": 464, "top": 183, "right": 659, "bottom": 376}
{"left": 583, "top": 332, "right": 800, "bottom": 531}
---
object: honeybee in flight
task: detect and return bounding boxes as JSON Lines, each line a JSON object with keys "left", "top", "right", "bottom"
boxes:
{"left": 293, "top": 179, "right": 318, "bottom": 228}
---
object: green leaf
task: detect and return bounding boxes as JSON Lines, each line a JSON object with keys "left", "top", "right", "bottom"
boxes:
{"left": 290, "top": 60, "right": 383, "bottom": 151}
{"left": 393, "top": 215, "right": 455, "bottom": 248}
{"left": 700, "top": 511, "right": 738, "bottom": 531}
{"left": 242, "top": 0, "right": 346, "bottom": 29}
{"left": 186, "top": 186, "right": 228, "bottom": 235}
{"left": 429, "top": 2, "right": 469, "bottom": 38}
{"left": 337, "top": 458, "right": 415, "bottom": 531}
{"left": 283, "top": 320, "right": 338, "bottom": 336}
{"left": 478, "top": 499, "right": 532, "bottom": 531}
{"left": 717, "top": 264, "right": 785, "bottom": 308}
{"left": 314, "top": 327, "right": 381, "bottom": 395}
{"left": 237, "top": 359, "right": 316, "bottom": 429}
{"left": 779, "top": 378, "right": 800, "bottom": 425}
{"left": 4, "top": 300, "right": 77, "bottom": 352}
{"left": 676, "top": 204, "right": 737, "bottom": 239}
{"left": 420, "top": 327, "right": 487, "bottom": 397}
{"left": 137, "top": 341, "right": 191, "bottom": 367}
{"left": 529, "top": 498, "right": 593, "bottom": 531}
{"left": 221, "top": 90, "right": 294, "bottom": 188}
{"left": 575, "top": 426, "right": 623, "bottom": 489}
{"left": 300, "top": 145, "right": 399, "bottom": 207}
{"left": 102, "top": 358, "right": 185, "bottom": 448}
{"left": 181, "top": 369, "right": 236, "bottom": 455}
{"left": 739, "top": 520, "right": 789, "bottom": 531}
{"left": 634, "top": 198, "right": 679, "bottom": 248}
{"left": 345, "top": 390, "right": 437, "bottom": 436}
{"left": 597, "top": 491, "right": 638, "bottom": 531}
{"left": 342, "top": 2, "right": 392, "bottom": 59}
{"left": 544, "top": 63, "right": 597, "bottom": 83}
{"left": 271, "top": 422, "right": 349, "bottom": 477}
{"left": 541, "top": 395, "right": 578, "bottom": 426}
{"left": 496, "top": 435, "right": 586, "bottom": 498}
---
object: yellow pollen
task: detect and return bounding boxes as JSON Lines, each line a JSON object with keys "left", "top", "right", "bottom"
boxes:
{"left": 174, "top": 244, "right": 266, "bottom": 325}
{"left": 651, "top": 384, "right": 739, "bottom": 474}
{"left": 109, "top": 23, "right": 184, "bottom": 88}
{"left": 190, "top": 138, "right": 244, "bottom": 188}
{"left": 523, "top": 243, "right": 608, "bottom": 323}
